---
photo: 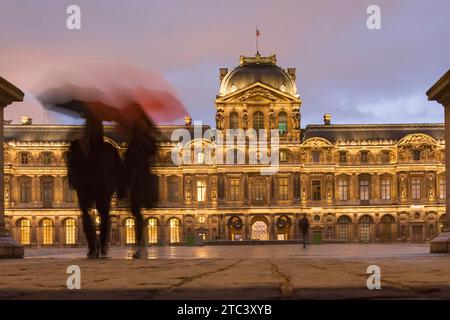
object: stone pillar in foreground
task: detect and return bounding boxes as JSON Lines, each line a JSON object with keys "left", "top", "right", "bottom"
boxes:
{"left": 427, "top": 69, "right": 450, "bottom": 253}
{"left": 0, "top": 77, "right": 24, "bottom": 258}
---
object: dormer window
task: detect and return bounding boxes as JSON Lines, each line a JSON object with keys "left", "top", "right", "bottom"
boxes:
{"left": 360, "top": 151, "right": 369, "bottom": 163}
{"left": 280, "top": 84, "right": 286, "bottom": 92}
{"left": 20, "top": 152, "right": 30, "bottom": 165}
{"left": 413, "top": 150, "right": 421, "bottom": 161}
{"left": 231, "top": 85, "right": 237, "bottom": 92}
{"left": 312, "top": 150, "right": 320, "bottom": 163}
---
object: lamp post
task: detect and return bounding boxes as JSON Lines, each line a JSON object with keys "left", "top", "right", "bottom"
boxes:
{"left": 427, "top": 69, "right": 450, "bottom": 253}
{"left": 0, "top": 77, "right": 24, "bottom": 258}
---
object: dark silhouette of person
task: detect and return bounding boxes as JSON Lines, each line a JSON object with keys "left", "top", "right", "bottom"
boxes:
{"left": 68, "top": 115, "right": 122, "bottom": 258}
{"left": 298, "top": 213, "right": 310, "bottom": 249}
{"left": 118, "top": 117, "right": 158, "bottom": 259}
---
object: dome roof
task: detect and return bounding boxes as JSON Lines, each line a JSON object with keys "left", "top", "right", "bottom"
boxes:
{"left": 219, "top": 54, "right": 298, "bottom": 97}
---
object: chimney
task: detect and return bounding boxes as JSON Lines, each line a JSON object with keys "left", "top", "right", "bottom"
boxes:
{"left": 287, "top": 68, "right": 296, "bottom": 80}
{"left": 219, "top": 68, "right": 228, "bottom": 81}
{"left": 324, "top": 113, "right": 331, "bottom": 125}
{"left": 20, "top": 116, "right": 32, "bottom": 125}
{"left": 184, "top": 116, "right": 192, "bottom": 126}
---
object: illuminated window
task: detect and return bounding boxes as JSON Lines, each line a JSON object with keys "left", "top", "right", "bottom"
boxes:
{"left": 338, "top": 215, "right": 351, "bottom": 241}
{"left": 125, "top": 218, "right": 136, "bottom": 244}
{"left": 148, "top": 218, "right": 158, "bottom": 244}
{"left": 411, "top": 177, "right": 421, "bottom": 199}
{"left": 381, "top": 178, "right": 391, "bottom": 200}
{"left": 197, "top": 180, "right": 207, "bottom": 202}
{"left": 230, "top": 179, "right": 240, "bottom": 201}
{"left": 253, "top": 111, "right": 264, "bottom": 130}
{"left": 278, "top": 178, "right": 289, "bottom": 200}
{"left": 278, "top": 112, "right": 287, "bottom": 134}
{"left": 360, "top": 215, "right": 373, "bottom": 242}
{"left": 41, "top": 219, "right": 54, "bottom": 245}
{"left": 169, "top": 218, "right": 180, "bottom": 243}
{"left": 359, "top": 178, "right": 370, "bottom": 201}
{"left": 19, "top": 177, "right": 32, "bottom": 203}
{"left": 439, "top": 178, "right": 446, "bottom": 199}
{"left": 64, "top": 219, "right": 76, "bottom": 245}
{"left": 312, "top": 180, "right": 321, "bottom": 200}
{"left": 338, "top": 178, "right": 348, "bottom": 201}
{"left": 251, "top": 221, "right": 269, "bottom": 240}
{"left": 19, "top": 219, "right": 31, "bottom": 245}
{"left": 229, "top": 112, "right": 239, "bottom": 129}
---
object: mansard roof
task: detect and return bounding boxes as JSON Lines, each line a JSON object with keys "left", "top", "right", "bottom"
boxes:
{"left": 4, "top": 124, "right": 210, "bottom": 144}
{"left": 303, "top": 123, "right": 445, "bottom": 144}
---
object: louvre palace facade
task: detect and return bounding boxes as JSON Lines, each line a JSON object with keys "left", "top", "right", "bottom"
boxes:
{"left": 3, "top": 53, "right": 448, "bottom": 247}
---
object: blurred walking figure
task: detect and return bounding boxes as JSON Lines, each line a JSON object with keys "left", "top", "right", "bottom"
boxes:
{"left": 68, "top": 115, "right": 122, "bottom": 258}
{"left": 118, "top": 106, "right": 159, "bottom": 259}
{"left": 298, "top": 213, "right": 310, "bottom": 249}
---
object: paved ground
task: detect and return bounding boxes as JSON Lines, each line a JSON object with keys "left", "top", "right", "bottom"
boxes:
{"left": 1, "top": 244, "right": 449, "bottom": 299}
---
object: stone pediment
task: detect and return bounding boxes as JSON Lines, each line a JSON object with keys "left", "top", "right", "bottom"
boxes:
{"left": 397, "top": 133, "right": 437, "bottom": 148}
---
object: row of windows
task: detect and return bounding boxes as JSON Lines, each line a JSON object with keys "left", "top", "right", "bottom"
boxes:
{"left": 313, "top": 149, "right": 423, "bottom": 164}
{"left": 15, "top": 151, "right": 67, "bottom": 165}
{"left": 17, "top": 177, "right": 74, "bottom": 206}
{"left": 17, "top": 217, "right": 182, "bottom": 246}
{"left": 228, "top": 111, "right": 288, "bottom": 134}
{"left": 13, "top": 174, "right": 447, "bottom": 206}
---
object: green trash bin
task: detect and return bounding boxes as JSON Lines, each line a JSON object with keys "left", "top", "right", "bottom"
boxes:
{"left": 186, "top": 235, "right": 195, "bottom": 246}
{"left": 313, "top": 231, "right": 322, "bottom": 244}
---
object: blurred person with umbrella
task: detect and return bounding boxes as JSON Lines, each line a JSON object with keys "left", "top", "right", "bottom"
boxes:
{"left": 38, "top": 86, "right": 122, "bottom": 258}
{"left": 116, "top": 87, "right": 186, "bottom": 258}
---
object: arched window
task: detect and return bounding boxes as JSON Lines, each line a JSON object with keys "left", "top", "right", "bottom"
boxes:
{"left": 251, "top": 220, "right": 269, "bottom": 240}
{"left": 19, "top": 219, "right": 31, "bottom": 245}
{"left": 359, "top": 215, "right": 373, "bottom": 242}
{"left": 253, "top": 111, "right": 264, "bottom": 130}
{"left": 278, "top": 112, "right": 287, "bottom": 134}
{"left": 381, "top": 214, "right": 395, "bottom": 242}
{"left": 169, "top": 218, "right": 181, "bottom": 243}
{"left": 229, "top": 112, "right": 239, "bottom": 129}
{"left": 41, "top": 218, "right": 54, "bottom": 245}
{"left": 125, "top": 218, "right": 136, "bottom": 244}
{"left": 337, "top": 215, "right": 351, "bottom": 241}
{"left": 64, "top": 219, "right": 76, "bottom": 245}
{"left": 148, "top": 218, "right": 158, "bottom": 244}
{"left": 252, "top": 177, "right": 266, "bottom": 203}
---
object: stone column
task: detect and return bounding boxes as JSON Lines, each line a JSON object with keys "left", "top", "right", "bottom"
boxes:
{"left": 427, "top": 69, "right": 450, "bottom": 253}
{"left": 0, "top": 77, "right": 24, "bottom": 258}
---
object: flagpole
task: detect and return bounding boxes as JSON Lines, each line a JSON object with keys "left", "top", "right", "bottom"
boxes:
{"left": 256, "top": 26, "right": 259, "bottom": 54}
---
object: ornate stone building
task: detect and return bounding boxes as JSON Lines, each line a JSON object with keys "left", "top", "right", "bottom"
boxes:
{"left": 3, "top": 53, "right": 448, "bottom": 247}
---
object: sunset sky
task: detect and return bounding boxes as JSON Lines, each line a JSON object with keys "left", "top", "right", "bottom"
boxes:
{"left": 1, "top": 0, "right": 449, "bottom": 126}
